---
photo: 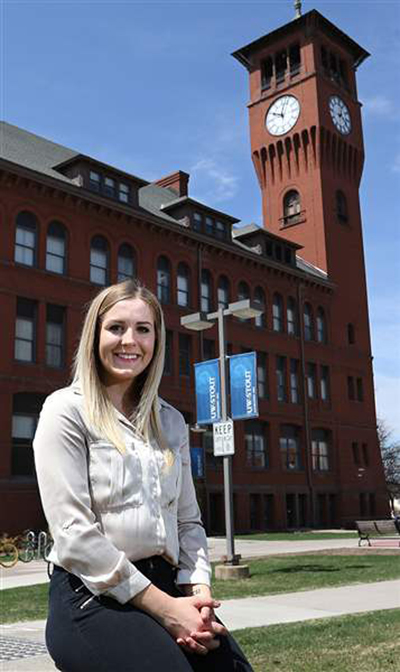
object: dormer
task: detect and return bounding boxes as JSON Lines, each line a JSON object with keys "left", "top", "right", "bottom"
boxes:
{"left": 53, "top": 155, "right": 147, "bottom": 208}
{"left": 233, "top": 223, "right": 301, "bottom": 267}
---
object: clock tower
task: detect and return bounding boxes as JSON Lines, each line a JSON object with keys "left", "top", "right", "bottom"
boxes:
{"left": 232, "top": 8, "right": 369, "bottom": 279}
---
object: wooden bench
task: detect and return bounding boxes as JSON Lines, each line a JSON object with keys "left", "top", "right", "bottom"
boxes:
{"left": 355, "top": 519, "right": 400, "bottom": 547}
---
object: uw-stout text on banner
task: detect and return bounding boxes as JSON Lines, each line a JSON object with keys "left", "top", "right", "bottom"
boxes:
{"left": 229, "top": 352, "right": 259, "bottom": 420}
{"left": 194, "top": 359, "right": 221, "bottom": 425}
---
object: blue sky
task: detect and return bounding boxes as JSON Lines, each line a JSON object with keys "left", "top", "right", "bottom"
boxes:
{"left": 2, "top": 0, "right": 400, "bottom": 439}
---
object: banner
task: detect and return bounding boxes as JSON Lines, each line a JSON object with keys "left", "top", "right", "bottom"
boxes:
{"left": 229, "top": 352, "right": 259, "bottom": 420}
{"left": 190, "top": 447, "right": 204, "bottom": 478}
{"left": 194, "top": 359, "right": 221, "bottom": 425}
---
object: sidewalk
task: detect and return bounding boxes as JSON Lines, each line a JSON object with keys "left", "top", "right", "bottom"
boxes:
{"left": 2, "top": 536, "right": 361, "bottom": 590}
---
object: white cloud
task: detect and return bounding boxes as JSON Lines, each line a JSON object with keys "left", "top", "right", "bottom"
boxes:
{"left": 190, "top": 158, "right": 239, "bottom": 204}
{"left": 363, "top": 95, "right": 395, "bottom": 117}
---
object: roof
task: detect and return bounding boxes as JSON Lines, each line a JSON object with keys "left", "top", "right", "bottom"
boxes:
{"left": 0, "top": 121, "right": 79, "bottom": 184}
{"left": 160, "top": 196, "right": 240, "bottom": 224}
{"left": 233, "top": 222, "right": 302, "bottom": 250}
{"left": 232, "top": 9, "right": 369, "bottom": 70}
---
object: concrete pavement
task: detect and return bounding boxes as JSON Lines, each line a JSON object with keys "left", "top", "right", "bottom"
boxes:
{"left": 1, "top": 535, "right": 361, "bottom": 590}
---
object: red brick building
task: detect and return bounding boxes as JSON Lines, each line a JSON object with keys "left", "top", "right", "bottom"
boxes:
{"left": 0, "top": 9, "right": 388, "bottom": 534}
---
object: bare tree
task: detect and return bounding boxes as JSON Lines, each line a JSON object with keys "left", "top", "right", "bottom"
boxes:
{"left": 378, "top": 419, "right": 400, "bottom": 513}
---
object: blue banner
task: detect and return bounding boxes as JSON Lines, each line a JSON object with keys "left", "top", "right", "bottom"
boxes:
{"left": 190, "top": 447, "right": 204, "bottom": 479}
{"left": 229, "top": 352, "right": 259, "bottom": 420}
{"left": 194, "top": 359, "right": 221, "bottom": 425}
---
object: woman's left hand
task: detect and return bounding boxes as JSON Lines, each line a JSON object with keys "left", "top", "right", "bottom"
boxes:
{"left": 177, "top": 585, "right": 228, "bottom": 654}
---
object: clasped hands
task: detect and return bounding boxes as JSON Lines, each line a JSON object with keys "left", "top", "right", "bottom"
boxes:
{"left": 175, "top": 595, "right": 228, "bottom": 656}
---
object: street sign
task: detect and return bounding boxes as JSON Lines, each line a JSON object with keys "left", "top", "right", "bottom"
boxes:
{"left": 213, "top": 419, "right": 235, "bottom": 456}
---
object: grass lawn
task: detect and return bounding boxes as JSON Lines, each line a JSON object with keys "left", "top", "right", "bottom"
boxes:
{"left": 211, "top": 553, "right": 400, "bottom": 600}
{"left": 235, "top": 531, "right": 357, "bottom": 541}
{"left": 234, "top": 608, "right": 400, "bottom": 672}
{"left": 2, "top": 553, "right": 400, "bottom": 623}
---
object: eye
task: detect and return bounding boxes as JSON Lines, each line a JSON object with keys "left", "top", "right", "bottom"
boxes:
{"left": 138, "top": 326, "right": 151, "bottom": 334}
{"left": 108, "top": 324, "right": 124, "bottom": 334}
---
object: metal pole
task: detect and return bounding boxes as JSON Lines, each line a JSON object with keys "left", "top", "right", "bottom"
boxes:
{"left": 217, "top": 306, "right": 236, "bottom": 564}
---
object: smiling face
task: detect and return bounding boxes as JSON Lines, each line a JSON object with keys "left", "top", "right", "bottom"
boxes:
{"left": 98, "top": 298, "right": 156, "bottom": 391}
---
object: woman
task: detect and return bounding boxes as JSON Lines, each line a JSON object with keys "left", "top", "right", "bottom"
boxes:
{"left": 34, "top": 280, "right": 253, "bottom": 672}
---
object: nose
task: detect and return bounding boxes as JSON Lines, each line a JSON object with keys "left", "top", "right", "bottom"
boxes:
{"left": 121, "top": 327, "right": 136, "bottom": 347}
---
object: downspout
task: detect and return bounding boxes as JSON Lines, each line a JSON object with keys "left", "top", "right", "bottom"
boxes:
{"left": 297, "top": 283, "right": 315, "bottom": 527}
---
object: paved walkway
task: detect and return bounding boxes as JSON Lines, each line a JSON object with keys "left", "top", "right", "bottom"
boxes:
{"left": 1, "top": 537, "right": 399, "bottom": 671}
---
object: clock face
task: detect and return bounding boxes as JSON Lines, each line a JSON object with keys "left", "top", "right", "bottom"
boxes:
{"left": 266, "top": 95, "right": 300, "bottom": 136}
{"left": 329, "top": 95, "right": 351, "bottom": 135}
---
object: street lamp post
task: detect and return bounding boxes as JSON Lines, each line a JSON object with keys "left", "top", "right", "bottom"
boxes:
{"left": 181, "top": 299, "right": 263, "bottom": 568}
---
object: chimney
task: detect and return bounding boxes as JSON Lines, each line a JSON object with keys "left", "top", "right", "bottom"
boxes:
{"left": 154, "top": 170, "right": 190, "bottom": 198}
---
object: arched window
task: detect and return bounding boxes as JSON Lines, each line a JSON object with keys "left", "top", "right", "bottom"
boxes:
{"left": 303, "top": 302, "right": 314, "bottom": 341}
{"left": 237, "top": 281, "right": 250, "bottom": 321}
{"left": 15, "top": 211, "right": 38, "bottom": 266}
{"left": 272, "top": 293, "right": 284, "bottom": 332}
{"left": 254, "top": 286, "right": 266, "bottom": 328}
{"left": 117, "top": 243, "right": 136, "bottom": 282}
{"left": 336, "top": 190, "right": 348, "bottom": 223}
{"left": 287, "top": 297, "right": 298, "bottom": 336}
{"left": 201, "top": 269, "right": 212, "bottom": 313}
{"left": 283, "top": 190, "right": 301, "bottom": 225}
{"left": 316, "top": 307, "right": 327, "bottom": 343}
{"left": 347, "top": 323, "right": 355, "bottom": 345}
{"left": 177, "top": 262, "right": 190, "bottom": 307}
{"left": 217, "top": 276, "right": 230, "bottom": 309}
{"left": 157, "top": 256, "right": 171, "bottom": 304}
{"left": 46, "top": 221, "right": 66, "bottom": 274}
{"left": 90, "top": 236, "right": 109, "bottom": 286}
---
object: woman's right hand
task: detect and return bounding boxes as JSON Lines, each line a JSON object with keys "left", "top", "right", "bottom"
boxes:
{"left": 131, "top": 584, "right": 220, "bottom": 655}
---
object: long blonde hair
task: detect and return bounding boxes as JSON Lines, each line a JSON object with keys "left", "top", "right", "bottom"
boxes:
{"left": 73, "top": 280, "right": 167, "bottom": 454}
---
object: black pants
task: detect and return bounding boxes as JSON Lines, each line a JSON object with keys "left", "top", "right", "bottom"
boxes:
{"left": 46, "top": 557, "right": 254, "bottom": 671}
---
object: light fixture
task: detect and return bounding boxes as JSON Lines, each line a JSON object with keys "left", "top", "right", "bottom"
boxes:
{"left": 227, "top": 299, "right": 263, "bottom": 320}
{"left": 180, "top": 312, "right": 214, "bottom": 331}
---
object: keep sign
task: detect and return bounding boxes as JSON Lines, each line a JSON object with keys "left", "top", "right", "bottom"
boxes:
{"left": 213, "top": 419, "right": 235, "bottom": 456}
{"left": 194, "top": 359, "right": 221, "bottom": 425}
{"left": 229, "top": 352, "right": 259, "bottom": 420}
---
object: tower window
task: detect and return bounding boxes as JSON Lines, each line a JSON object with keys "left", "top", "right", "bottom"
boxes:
{"left": 289, "top": 43, "right": 301, "bottom": 76}
{"left": 283, "top": 190, "right": 301, "bottom": 225}
{"left": 316, "top": 307, "right": 327, "bottom": 344}
{"left": 347, "top": 323, "right": 355, "bottom": 345}
{"left": 261, "top": 57, "right": 273, "bottom": 90}
{"left": 275, "top": 50, "right": 287, "bottom": 83}
{"left": 336, "top": 191, "right": 348, "bottom": 223}
{"left": 254, "top": 286, "right": 266, "bottom": 328}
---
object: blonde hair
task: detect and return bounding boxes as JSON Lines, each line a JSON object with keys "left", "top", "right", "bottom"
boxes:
{"left": 73, "top": 280, "right": 167, "bottom": 454}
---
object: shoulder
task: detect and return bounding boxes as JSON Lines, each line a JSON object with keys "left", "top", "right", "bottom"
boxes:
{"left": 158, "top": 398, "right": 187, "bottom": 448}
{"left": 40, "top": 384, "right": 84, "bottom": 420}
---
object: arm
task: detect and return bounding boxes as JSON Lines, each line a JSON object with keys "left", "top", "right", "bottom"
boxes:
{"left": 33, "top": 391, "right": 149, "bottom": 603}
